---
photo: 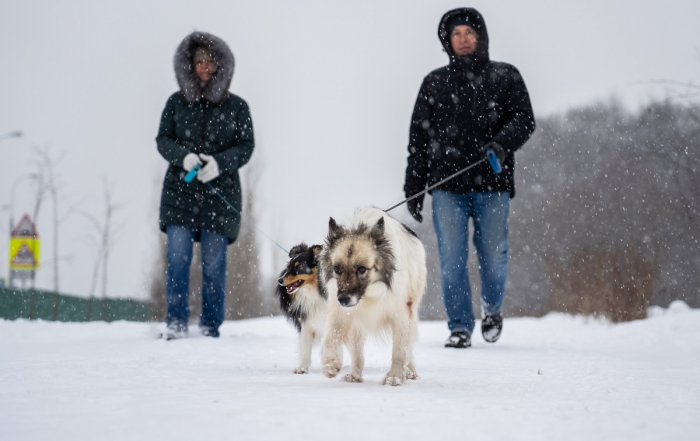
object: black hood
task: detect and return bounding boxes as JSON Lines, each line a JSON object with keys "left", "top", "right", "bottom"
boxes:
{"left": 174, "top": 31, "right": 235, "bottom": 104}
{"left": 438, "top": 8, "right": 490, "bottom": 69}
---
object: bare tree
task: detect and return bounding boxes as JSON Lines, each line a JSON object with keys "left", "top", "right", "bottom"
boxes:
{"left": 32, "top": 146, "right": 65, "bottom": 295}
{"left": 82, "top": 180, "right": 121, "bottom": 320}
{"left": 636, "top": 79, "right": 700, "bottom": 101}
{"left": 31, "top": 145, "right": 81, "bottom": 320}
{"left": 30, "top": 145, "right": 83, "bottom": 319}
{"left": 635, "top": 50, "right": 700, "bottom": 101}
{"left": 31, "top": 173, "right": 47, "bottom": 233}
{"left": 509, "top": 99, "right": 699, "bottom": 321}
{"left": 223, "top": 166, "right": 277, "bottom": 319}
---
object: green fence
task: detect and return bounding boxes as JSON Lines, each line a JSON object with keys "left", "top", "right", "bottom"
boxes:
{"left": 0, "top": 286, "right": 152, "bottom": 322}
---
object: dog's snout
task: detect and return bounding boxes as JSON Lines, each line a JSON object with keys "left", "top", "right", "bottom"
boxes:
{"left": 338, "top": 295, "right": 353, "bottom": 307}
{"left": 278, "top": 277, "right": 285, "bottom": 286}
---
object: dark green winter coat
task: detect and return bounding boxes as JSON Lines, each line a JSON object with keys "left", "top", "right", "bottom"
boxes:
{"left": 157, "top": 31, "right": 254, "bottom": 243}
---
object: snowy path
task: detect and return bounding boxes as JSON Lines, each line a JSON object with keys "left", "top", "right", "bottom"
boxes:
{"left": 1, "top": 303, "right": 699, "bottom": 441}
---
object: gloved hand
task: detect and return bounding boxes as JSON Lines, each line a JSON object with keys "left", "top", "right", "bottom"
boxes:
{"left": 183, "top": 153, "right": 202, "bottom": 172}
{"left": 407, "top": 197, "right": 423, "bottom": 223}
{"left": 197, "top": 153, "right": 220, "bottom": 183}
{"left": 482, "top": 141, "right": 505, "bottom": 164}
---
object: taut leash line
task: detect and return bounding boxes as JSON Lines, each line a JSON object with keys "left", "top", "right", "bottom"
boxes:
{"left": 205, "top": 182, "right": 290, "bottom": 255}
{"left": 184, "top": 165, "right": 290, "bottom": 255}
{"left": 384, "top": 148, "right": 502, "bottom": 213}
{"left": 384, "top": 157, "right": 488, "bottom": 213}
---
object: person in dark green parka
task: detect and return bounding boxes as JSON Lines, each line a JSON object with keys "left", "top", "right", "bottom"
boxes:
{"left": 157, "top": 31, "right": 254, "bottom": 339}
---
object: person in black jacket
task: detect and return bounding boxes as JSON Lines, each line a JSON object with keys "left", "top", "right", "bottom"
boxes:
{"left": 157, "top": 31, "right": 255, "bottom": 339}
{"left": 404, "top": 8, "right": 535, "bottom": 348}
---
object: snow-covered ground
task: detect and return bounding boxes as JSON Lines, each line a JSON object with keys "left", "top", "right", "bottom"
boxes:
{"left": 1, "top": 301, "right": 698, "bottom": 441}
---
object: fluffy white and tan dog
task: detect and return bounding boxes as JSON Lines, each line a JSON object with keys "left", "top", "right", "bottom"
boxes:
{"left": 319, "top": 207, "right": 427, "bottom": 386}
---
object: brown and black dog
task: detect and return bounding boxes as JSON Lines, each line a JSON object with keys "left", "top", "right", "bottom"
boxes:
{"left": 275, "top": 244, "right": 327, "bottom": 374}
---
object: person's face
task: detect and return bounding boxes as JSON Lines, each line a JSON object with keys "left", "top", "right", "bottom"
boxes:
{"left": 450, "top": 25, "right": 478, "bottom": 56}
{"left": 195, "top": 58, "right": 214, "bottom": 83}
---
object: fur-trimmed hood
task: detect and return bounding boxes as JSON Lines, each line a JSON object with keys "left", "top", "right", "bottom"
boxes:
{"left": 174, "top": 31, "right": 235, "bottom": 104}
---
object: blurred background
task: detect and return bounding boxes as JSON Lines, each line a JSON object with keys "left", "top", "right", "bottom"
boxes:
{"left": 1, "top": 0, "right": 698, "bottom": 322}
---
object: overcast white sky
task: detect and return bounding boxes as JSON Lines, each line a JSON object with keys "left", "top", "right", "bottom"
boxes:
{"left": 1, "top": 0, "right": 698, "bottom": 299}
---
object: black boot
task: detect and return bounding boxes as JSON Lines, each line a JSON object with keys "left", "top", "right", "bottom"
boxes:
{"left": 481, "top": 314, "right": 503, "bottom": 343}
{"left": 445, "top": 331, "right": 471, "bottom": 348}
{"left": 200, "top": 326, "right": 220, "bottom": 338}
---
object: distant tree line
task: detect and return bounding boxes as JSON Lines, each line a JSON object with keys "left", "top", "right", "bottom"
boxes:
{"left": 411, "top": 99, "right": 699, "bottom": 322}
{"left": 509, "top": 99, "right": 698, "bottom": 321}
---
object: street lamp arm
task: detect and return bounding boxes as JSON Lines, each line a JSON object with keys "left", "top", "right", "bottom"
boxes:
{"left": 0, "top": 131, "right": 23, "bottom": 142}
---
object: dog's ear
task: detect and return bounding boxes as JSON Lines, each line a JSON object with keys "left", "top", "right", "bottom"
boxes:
{"left": 311, "top": 245, "right": 323, "bottom": 259}
{"left": 329, "top": 217, "right": 339, "bottom": 232}
{"left": 370, "top": 217, "right": 385, "bottom": 241}
{"left": 288, "top": 246, "right": 300, "bottom": 258}
{"left": 369, "top": 217, "right": 396, "bottom": 289}
{"left": 328, "top": 217, "right": 345, "bottom": 242}
{"left": 288, "top": 243, "right": 308, "bottom": 258}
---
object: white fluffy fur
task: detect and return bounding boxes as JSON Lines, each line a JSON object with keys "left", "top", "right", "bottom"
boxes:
{"left": 291, "top": 283, "right": 327, "bottom": 374}
{"left": 321, "top": 207, "right": 427, "bottom": 385}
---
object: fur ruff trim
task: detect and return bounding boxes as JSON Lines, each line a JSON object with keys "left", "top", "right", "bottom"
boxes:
{"left": 174, "top": 31, "right": 235, "bottom": 104}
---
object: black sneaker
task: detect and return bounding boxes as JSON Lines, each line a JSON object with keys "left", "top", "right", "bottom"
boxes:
{"left": 200, "top": 327, "right": 220, "bottom": 338}
{"left": 445, "top": 331, "right": 471, "bottom": 348}
{"left": 481, "top": 314, "right": 503, "bottom": 343}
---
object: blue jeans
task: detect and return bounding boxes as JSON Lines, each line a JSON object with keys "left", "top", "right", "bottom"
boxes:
{"left": 166, "top": 225, "right": 228, "bottom": 331}
{"left": 432, "top": 190, "right": 510, "bottom": 335}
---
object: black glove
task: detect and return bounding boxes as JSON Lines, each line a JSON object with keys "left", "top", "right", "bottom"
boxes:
{"left": 483, "top": 141, "right": 505, "bottom": 164}
{"left": 407, "top": 197, "right": 423, "bottom": 223}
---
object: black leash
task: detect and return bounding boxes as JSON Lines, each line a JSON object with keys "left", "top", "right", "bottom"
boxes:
{"left": 384, "top": 156, "right": 488, "bottom": 213}
{"left": 183, "top": 149, "right": 499, "bottom": 254}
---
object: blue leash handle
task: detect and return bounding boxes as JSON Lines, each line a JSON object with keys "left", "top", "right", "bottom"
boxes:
{"left": 184, "top": 166, "right": 289, "bottom": 255}
{"left": 486, "top": 149, "right": 502, "bottom": 174}
{"left": 184, "top": 164, "right": 201, "bottom": 183}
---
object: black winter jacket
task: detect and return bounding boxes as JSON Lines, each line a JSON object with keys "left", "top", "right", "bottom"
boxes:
{"left": 404, "top": 8, "right": 535, "bottom": 199}
{"left": 157, "top": 32, "right": 254, "bottom": 243}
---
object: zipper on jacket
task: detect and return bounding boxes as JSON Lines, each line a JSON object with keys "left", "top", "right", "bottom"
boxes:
{"left": 196, "top": 101, "right": 208, "bottom": 227}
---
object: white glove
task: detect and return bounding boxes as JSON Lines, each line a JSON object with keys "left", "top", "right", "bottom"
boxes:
{"left": 183, "top": 153, "right": 202, "bottom": 172}
{"left": 197, "top": 153, "right": 220, "bottom": 183}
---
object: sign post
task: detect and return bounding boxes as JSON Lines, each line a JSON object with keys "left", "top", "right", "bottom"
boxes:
{"left": 8, "top": 214, "right": 40, "bottom": 290}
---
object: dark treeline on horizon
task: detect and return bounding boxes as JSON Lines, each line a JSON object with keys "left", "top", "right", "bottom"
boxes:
{"left": 415, "top": 99, "right": 699, "bottom": 321}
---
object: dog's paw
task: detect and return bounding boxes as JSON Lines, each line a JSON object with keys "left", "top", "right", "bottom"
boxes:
{"left": 342, "top": 373, "right": 363, "bottom": 383}
{"left": 322, "top": 359, "right": 341, "bottom": 378}
{"left": 382, "top": 366, "right": 407, "bottom": 386}
{"left": 381, "top": 375, "right": 405, "bottom": 386}
{"left": 405, "top": 369, "right": 419, "bottom": 380}
{"left": 293, "top": 366, "right": 309, "bottom": 374}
